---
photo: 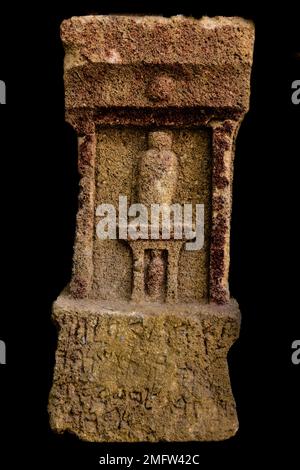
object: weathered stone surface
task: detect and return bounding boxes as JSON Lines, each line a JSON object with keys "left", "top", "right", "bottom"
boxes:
{"left": 49, "top": 15, "right": 254, "bottom": 442}
{"left": 49, "top": 294, "right": 240, "bottom": 442}
{"left": 91, "top": 126, "right": 211, "bottom": 303}
{"left": 61, "top": 15, "right": 254, "bottom": 112}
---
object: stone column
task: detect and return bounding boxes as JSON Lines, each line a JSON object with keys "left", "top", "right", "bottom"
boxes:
{"left": 69, "top": 127, "right": 96, "bottom": 298}
{"left": 49, "top": 15, "right": 255, "bottom": 442}
{"left": 209, "top": 120, "right": 241, "bottom": 304}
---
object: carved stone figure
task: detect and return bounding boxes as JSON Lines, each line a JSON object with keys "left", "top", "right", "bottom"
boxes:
{"left": 48, "top": 15, "right": 255, "bottom": 442}
{"left": 138, "top": 131, "right": 178, "bottom": 206}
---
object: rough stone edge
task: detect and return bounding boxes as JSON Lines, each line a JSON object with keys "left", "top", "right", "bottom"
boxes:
{"left": 209, "top": 118, "right": 242, "bottom": 303}
{"left": 60, "top": 15, "right": 255, "bottom": 66}
{"left": 69, "top": 128, "right": 96, "bottom": 298}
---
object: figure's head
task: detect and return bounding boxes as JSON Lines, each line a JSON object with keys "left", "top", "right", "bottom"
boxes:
{"left": 148, "top": 131, "right": 172, "bottom": 150}
{"left": 151, "top": 249, "right": 161, "bottom": 258}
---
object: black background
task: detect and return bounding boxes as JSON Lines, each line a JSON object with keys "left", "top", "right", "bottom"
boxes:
{"left": 0, "top": 1, "right": 299, "bottom": 468}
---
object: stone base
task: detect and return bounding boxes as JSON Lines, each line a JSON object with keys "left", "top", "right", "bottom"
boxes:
{"left": 48, "top": 293, "right": 241, "bottom": 442}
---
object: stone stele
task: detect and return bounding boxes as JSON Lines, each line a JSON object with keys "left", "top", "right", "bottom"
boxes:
{"left": 48, "top": 15, "right": 255, "bottom": 442}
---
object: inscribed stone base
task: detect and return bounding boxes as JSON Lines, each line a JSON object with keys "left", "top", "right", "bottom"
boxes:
{"left": 48, "top": 293, "right": 241, "bottom": 442}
